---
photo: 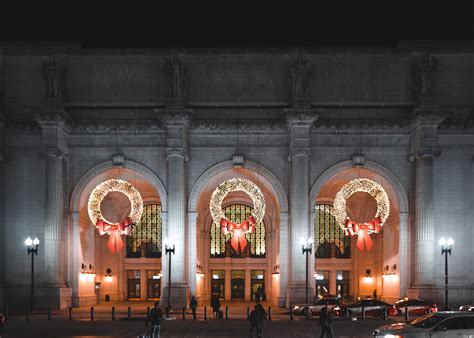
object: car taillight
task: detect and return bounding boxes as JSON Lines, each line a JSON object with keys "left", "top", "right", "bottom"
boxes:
{"left": 432, "top": 306, "right": 438, "bottom": 313}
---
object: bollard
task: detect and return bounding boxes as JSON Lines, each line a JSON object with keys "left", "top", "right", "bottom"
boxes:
{"left": 166, "top": 306, "right": 170, "bottom": 318}
{"left": 112, "top": 306, "right": 115, "bottom": 321}
{"left": 362, "top": 306, "right": 366, "bottom": 320}
{"left": 128, "top": 306, "right": 131, "bottom": 319}
{"left": 182, "top": 307, "right": 186, "bottom": 320}
{"left": 147, "top": 306, "right": 150, "bottom": 318}
{"left": 225, "top": 306, "right": 228, "bottom": 320}
{"left": 290, "top": 306, "right": 294, "bottom": 320}
{"left": 383, "top": 307, "right": 388, "bottom": 320}
{"left": 405, "top": 307, "right": 409, "bottom": 322}
{"left": 5, "top": 307, "right": 8, "bottom": 320}
{"left": 90, "top": 307, "right": 94, "bottom": 321}
{"left": 344, "top": 307, "right": 349, "bottom": 318}
{"left": 268, "top": 307, "right": 272, "bottom": 321}
{"left": 26, "top": 308, "right": 30, "bottom": 321}
{"left": 247, "top": 306, "right": 250, "bottom": 320}
{"left": 69, "top": 307, "right": 73, "bottom": 321}
{"left": 204, "top": 306, "right": 207, "bottom": 320}
{"left": 47, "top": 307, "right": 51, "bottom": 320}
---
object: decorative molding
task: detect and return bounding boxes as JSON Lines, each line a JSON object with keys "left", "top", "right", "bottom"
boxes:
{"left": 191, "top": 119, "right": 286, "bottom": 132}
{"left": 232, "top": 154, "right": 244, "bottom": 167}
{"left": 352, "top": 153, "right": 365, "bottom": 167}
{"left": 70, "top": 120, "right": 164, "bottom": 134}
{"left": 314, "top": 118, "right": 411, "bottom": 132}
{"left": 284, "top": 110, "right": 319, "bottom": 128}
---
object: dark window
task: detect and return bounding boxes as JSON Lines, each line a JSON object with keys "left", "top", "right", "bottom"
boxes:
{"left": 442, "top": 317, "right": 470, "bottom": 330}
{"left": 314, "top": 204, "right": 351, "bottom": 258}
{"left": 126, "top": 204, "right": 162, "bottom": 258}
{"left": 210, "top": 204, "right": 266, "bottom": 258}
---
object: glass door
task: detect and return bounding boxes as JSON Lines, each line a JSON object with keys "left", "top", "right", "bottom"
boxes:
{"left": 231, "top": 270, "right": 245, "bottom": 300}
{"left": 127, "top": 270, "right": 141, "bottom": 299}
{"left": 315, "top": 270, "right": 329, "bottom": 298}
{"left": 211, "top": 270, "right": 225, "bottom": 299}
{"left": 336, "top": 271, "right": 349, "bottom": 300}
{"left": 251, "top": 270, "right": 265, "bottom": 301}
{"left": 147, "top": 270, "right": 161, "bottom": 299}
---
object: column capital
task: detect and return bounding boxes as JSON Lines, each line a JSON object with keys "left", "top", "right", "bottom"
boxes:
{"left": 34, "top": 110, "right": 70, "bottom": 157}
{"left": 284, "top": 109, "right": 319, "bottom": 128}
{"left": 409, "top": 107, "right": 452, "bottom": 159}
{"left": 285, "top": 109, "right": 318, "bottom": 160}
{"left": 157, "top": 109, "right": 193, "bottom": 161}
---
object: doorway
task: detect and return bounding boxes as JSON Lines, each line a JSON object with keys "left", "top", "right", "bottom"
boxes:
{"left": 211, "top": 270, "right": 225, "bottom": 299}
{"left": 231, "top": 270, "right": 245, "bottom": 300}
{"left": 251, "top": 270, "right": 265, "bottom": 301}
{"left": 127, "top": 270, "right": 141, "bottom": 299}
{"left": 315, "top": 270, "right": 330, "bottom": 298}
{"left": 147, "top": 270, "right": 161, "bottom": 300}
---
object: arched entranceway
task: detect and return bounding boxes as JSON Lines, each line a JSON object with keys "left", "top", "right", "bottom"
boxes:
{"left": 188, "top": 160, "right": 288, "bottom": 305}
{"left": 69, "top": 161, "right": 167, "bottom": 306}
{"left": 310, "top": 161, "right": 408, "bottom": 303}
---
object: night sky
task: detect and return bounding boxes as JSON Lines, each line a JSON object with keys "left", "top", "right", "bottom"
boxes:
{"left": 0, "top": 2, "right": 473, "bottom": 48}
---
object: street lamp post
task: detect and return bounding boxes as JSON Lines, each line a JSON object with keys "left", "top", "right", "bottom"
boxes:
{"left": 24, "top": 237, "right": 40, "bottom": 312}
{"left": 164, "top": 237, "right": 175, "bottom": 317}
{"left": 301, "top": 237, "right": 313, "bottom": 307}
{"left": 439, "top": 237, "right": 453, "bottom": 311}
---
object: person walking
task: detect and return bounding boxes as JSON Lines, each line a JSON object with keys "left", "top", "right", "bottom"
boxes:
{"left": 318, "top": 306, "right": 333, "bottom": 338}
{"left": 249, "top": 303, "right": 267, "bottom": 338}
{"left": 255, "top": 286, "right": 263, "bottom": 303}
{"left": 146, "top": 302, "right": 163, "bottom": 338}
{"left": 190, "top": 295, "right": 198, "bottom": 320}
{"left": 211, "top": 295, "right": 221, "bottom": 319}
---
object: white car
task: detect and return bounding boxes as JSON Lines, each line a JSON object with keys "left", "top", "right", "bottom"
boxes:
{"left": 373, "top": 312, "right": 474, "bottom": 337}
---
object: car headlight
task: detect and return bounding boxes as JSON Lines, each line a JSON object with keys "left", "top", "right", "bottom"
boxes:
{"left": 334, "top": 306, "right": 340, "bottom": 311}
{"left": 294, "top": 306, "right": 299, "bottom": 310}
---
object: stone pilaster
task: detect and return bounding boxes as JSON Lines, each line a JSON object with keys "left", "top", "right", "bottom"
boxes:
{"left": 157, "top": 109, "right": 192, "bottom": 309}
{"left": 407, "top": 108, "right": 446, "bottom": 300}
{"left": 285, "top": 109, "right": 318, "bottom": 306}
{"left": 34, "top": 109, "right": 72, "bottom": 309}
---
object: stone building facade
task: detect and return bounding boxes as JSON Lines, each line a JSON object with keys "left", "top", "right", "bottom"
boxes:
{"left": 0, "top": 43, "right": 473, "bottom": 309}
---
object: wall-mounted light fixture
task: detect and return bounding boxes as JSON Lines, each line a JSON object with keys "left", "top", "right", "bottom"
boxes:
{"left": 80, "top": 263, "right": 96, "bottom": 282}
{"left": 105, "top": 268, "right": 112, "bottom": 282}
{"left": 363, "top": 269, "right": 373, "bottom": 283}
{"left": 272, "top": 264, "right": 280, "bottom": 277}
{"left": 196, "top": 264, "right": 205, "bottom": 278}
{"left": 382, "top": 264, "right": 398, "bottom": 281}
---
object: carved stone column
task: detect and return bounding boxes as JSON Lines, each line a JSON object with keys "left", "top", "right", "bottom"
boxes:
{"left": 408, "top": 109, "right": 446, "bottom": 300}
{"left": 285, "top": 110, "right": 318, "bottom": 306}
{"left": 35, "top": 111, "right": 72, "bottom": 309}
{"left": 158, "top": 109, "right": 192, "bottom": 309}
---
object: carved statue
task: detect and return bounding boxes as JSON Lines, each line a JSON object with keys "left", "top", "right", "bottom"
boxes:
{"left": 416, "top": 52, "right": 438, "bottom": 103}
{"left": 290, "top": 53, "right": 310, "bottom": 98}
{"left": 42, "top": 59, "right": 62, "bottom": 99}
{"left": 165, "top": 55, "right": 185, "bottom": 99}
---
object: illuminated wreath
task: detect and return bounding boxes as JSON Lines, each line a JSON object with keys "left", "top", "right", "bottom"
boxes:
{"left": 333, "top": 178, "right": 390, "bottom": 251}
{"left": 210, "top": 178, "right": 265, "bottom": 252}
{"left": 88, "top": 179, "right": 143, "bottom": 253}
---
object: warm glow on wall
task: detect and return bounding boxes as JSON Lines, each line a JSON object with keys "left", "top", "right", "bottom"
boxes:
{"left": 363, "top": 276, "right": 374, "bottom": 283}
{"left": 105, "top": 275, "right": 113, "bottom": 282}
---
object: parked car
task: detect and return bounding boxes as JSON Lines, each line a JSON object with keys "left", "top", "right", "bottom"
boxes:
{"left": 373, "top": 311, "right": 474, "bottom": 337}
{"left": 394, "top": 298, "right": 438, "bottom": 315}
{"left": 459, "top": 304, "right": 474, "bottom": 311}
{"left": 334, "top": 299, "right": 396, "bottom": 318}
{"left": 293, "top": 297, "right": 343, "bottom": 317}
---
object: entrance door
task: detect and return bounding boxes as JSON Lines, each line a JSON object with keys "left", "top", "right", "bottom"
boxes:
{"left": 315, "top": 270, "right": 329, "bottom": 298}
{"left": 211, "top": 270, "right": 225, "bottom": 299}
{"left": 336, "top": 271, "right": 349, "bottom": 300}
{"left": 251, "top": 270, "right": 265, "bottom": 301}
{"left": 231, "top": 270, "right": 245, "bottom": 300}
{"left": 147, "top": 270, "right": 161, "bottom": 300}
{"left": 127, "top": 270, "right": 141, "bottom": 299}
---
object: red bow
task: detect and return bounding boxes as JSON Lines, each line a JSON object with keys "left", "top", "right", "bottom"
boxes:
{"left": 96, "top": 217, "right": 134, "bottom": 253}
{"left": 345, "top": 217, "right": 381, "bottom": 251}
{"left": 220, "top": 216, "right": 256, "bottom": 252}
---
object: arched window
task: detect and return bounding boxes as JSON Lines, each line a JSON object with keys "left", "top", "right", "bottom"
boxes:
{"left": 314, "top": 204, "right": 350, "bottom": 258}
{"left": 210, "top": 204, "right": 266, "bottom": 258}
{"left": 126, "top": 204, "right": 162, "bottom": 258}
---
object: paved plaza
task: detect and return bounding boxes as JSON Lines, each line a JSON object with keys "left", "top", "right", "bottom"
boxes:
{"left": 0, "top": 301, "right": 405, "bottom": 337}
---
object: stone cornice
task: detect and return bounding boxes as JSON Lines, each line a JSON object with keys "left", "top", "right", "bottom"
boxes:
{"left": 155, "top": 108, "right": 193, "bottom": 129}
{"left": 69, "top": 120, "right": 164, "bottom": 135}
{"left": 284, "top": 109, "right": 319, "bottom": 128}
{"left": 313, "top": 118, "right": 411, "bottom": 132}
{"left": 190, "top": 119, "right": 287, "bottom": 132}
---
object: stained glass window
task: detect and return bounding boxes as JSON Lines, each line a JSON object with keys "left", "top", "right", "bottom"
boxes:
{"left": 314, "top": 204, "right": 350, "bottom": 258}
{"left": 126, "top": 204, "right": 162, "bottom": 258}
{"left": 210, "top": 204, "right": 265, "bottom": 258}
